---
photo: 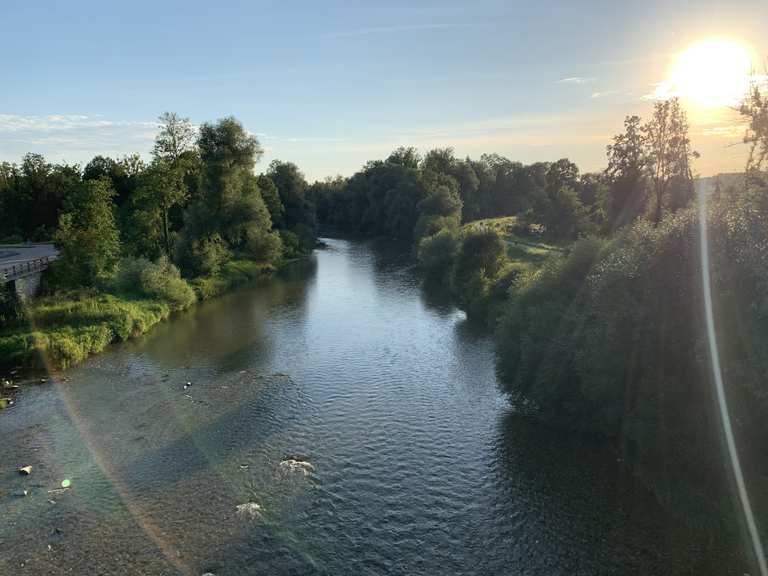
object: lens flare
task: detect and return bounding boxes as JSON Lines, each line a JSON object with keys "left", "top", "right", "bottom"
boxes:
{"left": 654, "top": 37, "right": 754, "bottom": 109}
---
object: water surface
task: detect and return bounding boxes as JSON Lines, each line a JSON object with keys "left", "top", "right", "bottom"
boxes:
{"left": 0, "top": 238, "right": 741, "bottom": 574}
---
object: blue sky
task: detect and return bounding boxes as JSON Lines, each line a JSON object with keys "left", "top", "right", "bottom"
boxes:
{"left": 1, "top": 0, "right": 766, "bottom": 179}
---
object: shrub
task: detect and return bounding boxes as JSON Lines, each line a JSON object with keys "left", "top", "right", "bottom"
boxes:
{"left": 139, "top": 257, "right": 196, "bottom": 310}
{"left": 177, "top": 232, "right": 232, "bottom": 277}
{"left": 450, "top": 227, "right": 508, "bottom": 318}
{"left": 417, "top": 228, "right": 459, "bottom": 278}
{"left": 113, "top": 256, "right": 196, "bottom": 310}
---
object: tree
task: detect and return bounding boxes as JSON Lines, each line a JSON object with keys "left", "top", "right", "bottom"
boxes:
{"left": 179, "top": 116, "right": 280, "bottom": 272}
{"left": 741, "top": 84, "right": 768, "bottom": 173}
{"left": 53, "top": 178, "right": 121, "bottom": 287}
{"left": 417, "top": 228, "right": 459, "bottom": 279}
{"left": 154, "top": 112, "right": 196, "bottom": 162}
{"left": 5, "top": 154, "right": 82, "bottom": 240}
{"left": 543, "top": 186, "right": 591, "bottom": 240}
{"left": 83, "top": 154, "right": 145, "bottom": 207}
{"left": 256, "top": 174, "right": 284, "bottom": 226}
{"left": 267, "top": 161, "right": 312, "bottom": 229}
{"left": 125, "top": 159, "right": 189, "bottom": 259}
{"left": 422, "top": 147, "right": 456, "bottom": 174}
{"left": 605, "top": 115, "right": 647, "bottom": 230}
{"left": 451, "top": 228, "right": 508, "bottom": 316}
{"left": 386, "top": 146, "right": 421, "bottom": 169}
{"left": 642, "top": 98, "right": 697, "bottom": 223}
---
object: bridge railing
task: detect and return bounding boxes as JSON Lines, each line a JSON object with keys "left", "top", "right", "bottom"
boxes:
{"left": 0, "top": 255, "right": 58, "bottom": 283}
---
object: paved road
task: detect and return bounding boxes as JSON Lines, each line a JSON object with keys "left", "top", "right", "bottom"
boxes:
{"left": 0, "top": 244, "right": 58, "bottom": 283}
{"left": 0, "top": 244, "right": 58, "bottom": 265}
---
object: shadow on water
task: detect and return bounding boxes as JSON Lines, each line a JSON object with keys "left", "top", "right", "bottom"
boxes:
{"left": 490, "top": 411, "right": 744, "bottom": 575}
{"left": 122, "top": 257, "right": 318, "bottom": 374}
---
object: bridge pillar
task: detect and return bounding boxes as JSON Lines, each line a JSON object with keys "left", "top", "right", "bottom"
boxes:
{"left": 12, "top": 272, "right": 42, "bottom": 301}
{"left": 0, "top": 281, "right": 24, "bottom": 327}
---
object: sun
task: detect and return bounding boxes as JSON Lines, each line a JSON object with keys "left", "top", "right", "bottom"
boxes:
{"left": 659, "top": 37, "right": 754, "bottom": 109}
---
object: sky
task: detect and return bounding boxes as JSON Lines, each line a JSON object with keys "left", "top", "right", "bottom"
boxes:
{"left": 1, "top": 0, "right": 766, "bottom": 180}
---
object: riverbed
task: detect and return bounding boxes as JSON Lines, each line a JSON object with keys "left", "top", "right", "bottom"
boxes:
{"left": 0, "top": 238, "right": 743, "bottom": 575}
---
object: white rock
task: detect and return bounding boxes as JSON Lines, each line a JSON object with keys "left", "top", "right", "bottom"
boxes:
{"left": 236, "top": 502, "right": 262, "bottom": 518}
{"left": 279, "top": 459, "right": 314, "bottom": 475}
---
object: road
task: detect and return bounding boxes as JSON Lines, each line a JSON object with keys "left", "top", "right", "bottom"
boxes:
{"left": 0, "top": 244, "right": 59, "bottom": 283}
{"left": 0, "top": 244, "right": 58, "bottom": 266}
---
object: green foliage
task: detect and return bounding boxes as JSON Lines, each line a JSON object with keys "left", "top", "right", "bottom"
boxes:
{"left": 542, "top": 186, "right": 592, "bottom": 239}
{"left": 267, "top": 160, "right": 314, "bottom": 232}
{"left": 123, "top": 158, "right": 190, "bottom": 259}
{"left": 450, "top": 228, "right": 508, "bottom": 318}
{"left": 52, "top": 178, "right": 121, "bottom": 288}
{"left": 0, "top": 154, "right": 81, "bottom": 241}
{"left": 417, "top": 228, "right": 459, "bottom": 279}
{"left": 741, "top": 84, "right": 768, "bottom": 172}
{"left": 115, "top": 256, "right": 196, "bottom": 310}
{"left": 257, "top": 174, "right": 285, "bottom": 225}
{"left": 0, "top": 293, "right": 171, "bottom": 369}
{"left": 178, "top": 232, "right": 232, "bottom": 277}
{"left": 191, "top": 260, "right": 274, "bottom": 300}
{"left": 495, "top": 183, "right": 768, "bottom": 516}
{"left": 178, "top": 117, "right": 283, "bottom": 272}
{"left": 603, "top": 99, "right": 697, "bottom": 230}
{"left": 0, "top": 112, "right": 314, "bottom": 372}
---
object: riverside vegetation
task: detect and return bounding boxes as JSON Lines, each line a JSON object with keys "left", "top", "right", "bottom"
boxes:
{"left": 314, "top": 91, "right": 768, "bottom": 544}
{"left": 0, "top": 114, "right": 317, "bottom": 369}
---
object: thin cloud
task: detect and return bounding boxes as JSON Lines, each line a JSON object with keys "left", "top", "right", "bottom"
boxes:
{"left": 591, "top": 90, "right": 621, "bottom": 99}
{"left": 0, "top": 114, "right": 156, "bottom": 133}
{"left": 556, "top": 77, "right": 595, "bottom": 85}
{"left": 0, "top": 113, "right": 159, "bottom": 165}
{"left": 319, "top": 23, "right": 469, "bottom": 40}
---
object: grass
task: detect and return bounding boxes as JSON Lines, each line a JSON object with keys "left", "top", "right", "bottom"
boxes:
{"left": 0, "top": 259, "right": 275, "bottom": 372}
{"left": 461, "top": 216, "right": 570, "bottom": 267}
{"left": 0, "top": 293, "right": 172, "bottom": 370}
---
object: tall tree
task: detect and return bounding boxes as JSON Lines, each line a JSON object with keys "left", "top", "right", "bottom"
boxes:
{"left": 605, "top": 115, "right": 647, "bottom": 230}
{"left": 256, "top": 174, "right": 284, "bottom": 226}
{"left": 179, "top": 117, "right": 279, "bottom": 273}
{"left": 53, "top": 179, "right": 121, "bottom": 287}
{"left": 642, "top": 98, "right": 696, "bottom": 223}
{"left": 154, "top": 112, "right": 196, "bottom": 162}
{"left": 742, "top": 84, "right": 768, "bottom": 173}
{"left": 267, "top": 160, "right": 311, "bottom": 230}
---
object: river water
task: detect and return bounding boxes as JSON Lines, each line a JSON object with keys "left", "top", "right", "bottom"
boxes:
{"left": 0, "top": 238, "right": 743, "bottom": 575}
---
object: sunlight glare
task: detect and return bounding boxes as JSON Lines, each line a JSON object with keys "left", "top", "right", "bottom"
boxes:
{"left": 656, "top": 37, "right": 754, "bottom": 109}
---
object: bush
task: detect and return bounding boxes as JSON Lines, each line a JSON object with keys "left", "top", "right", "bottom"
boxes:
{"left": 244, "top": 227, "right": 283, "bottom": 262}
{"left": 279, "top": 230, "right": 301, "bottom": 259}
{"left": 177, "top": 232, "right": 232, "bottom": 277}
{"left": 139, "top": 257, "right": 196, "bottom": 310}
{"left": 450, "top": 227, "right": 508, "bottom": 318}
{"left": 114, "top": 256, "right": 196, "bottom": 311}
{"left": 417, "top": 228, "right": 459, "bottom": 278}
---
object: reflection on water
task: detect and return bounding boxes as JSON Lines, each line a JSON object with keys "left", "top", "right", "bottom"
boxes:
{"left": 0, "top": 238, "right": 742, "bottom": 575}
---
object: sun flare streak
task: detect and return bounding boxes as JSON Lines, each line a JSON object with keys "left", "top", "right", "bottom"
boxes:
{"left": 697, "top": 181, "right": 767, "bottom": 576}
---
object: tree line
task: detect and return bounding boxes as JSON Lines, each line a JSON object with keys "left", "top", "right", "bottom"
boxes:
{"left": 0, "top": 114, "right": 317, "bottom": 296}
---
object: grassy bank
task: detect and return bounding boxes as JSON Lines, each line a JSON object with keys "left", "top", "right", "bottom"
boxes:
{"left": 0, "top": 259, "right": 275, "bottom": 372}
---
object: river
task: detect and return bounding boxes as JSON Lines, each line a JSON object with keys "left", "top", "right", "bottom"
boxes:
{"left": 0, "top": 238, "right": 743, "bottom": 575}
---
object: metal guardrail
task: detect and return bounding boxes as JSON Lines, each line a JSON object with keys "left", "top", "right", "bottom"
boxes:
{"left": 0, "top": 255, "right": 58, "bottom": 283}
